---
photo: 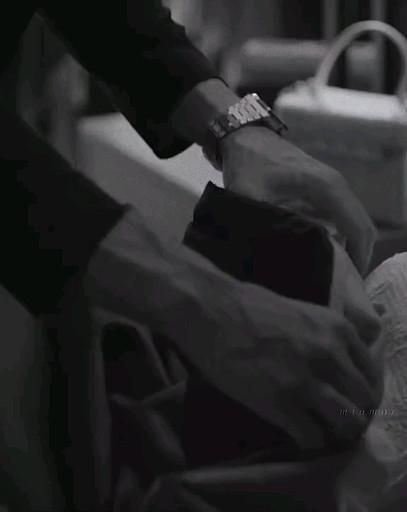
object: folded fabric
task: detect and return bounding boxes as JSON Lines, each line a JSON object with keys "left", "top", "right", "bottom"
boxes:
{"left": 184, "top": 182, "right": 334, "bottom": 306}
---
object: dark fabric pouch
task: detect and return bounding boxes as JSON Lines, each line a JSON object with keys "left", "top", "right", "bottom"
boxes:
{"left": 183, "top": 181, "right": 334, "bottom": 305}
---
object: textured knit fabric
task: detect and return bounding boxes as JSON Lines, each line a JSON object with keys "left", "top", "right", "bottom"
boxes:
{"left": 336, "top": 253, "right": 407, "bottom": 511}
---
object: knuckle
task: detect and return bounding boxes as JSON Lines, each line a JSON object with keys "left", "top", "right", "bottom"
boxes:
{"left": 332, "top": 316, "right": 355, "bottom": 343}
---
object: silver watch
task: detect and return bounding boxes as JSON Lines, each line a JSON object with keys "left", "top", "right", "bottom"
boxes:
{"left": 203, "top": 93, "right": 288, "bottom": 170}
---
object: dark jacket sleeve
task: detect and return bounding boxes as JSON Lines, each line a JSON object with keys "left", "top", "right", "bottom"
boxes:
{"left": 39, "top": 0, "right": 219, "bottom": 157}
{"left": 0, "top": 102, "right": 127, "bottom": 315}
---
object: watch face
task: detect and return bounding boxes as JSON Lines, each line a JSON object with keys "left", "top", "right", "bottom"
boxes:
{"left": 228, "top": 115, "right": 242, "bottom": 130}
{"left": 210, "top": 119, "right": 227, "bottom": 138}
{"left": 211, "top": 94, "right": 287, "bottom": 141}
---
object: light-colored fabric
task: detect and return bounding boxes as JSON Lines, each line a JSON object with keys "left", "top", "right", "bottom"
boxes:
{"left": 336, "top": 252, "right": 407, "bottom": 511}
{"left": 367, "top": 254, "right": 407, "bottom": 453}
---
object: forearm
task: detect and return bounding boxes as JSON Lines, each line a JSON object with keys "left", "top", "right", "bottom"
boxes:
{"left": 86, "top": 208, "right": 188, "bottom": 328}
{"left": 170, "top": 78, "right": 240, "bottom": 147}
{"left": 40, "top": 0, "right": 219, "bottom": 158}
{"left": 85, "top": 207, "right": 245, "bottom": 365}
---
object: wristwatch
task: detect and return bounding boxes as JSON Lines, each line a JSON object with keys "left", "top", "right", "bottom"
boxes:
{"left": 203, "top": 93, "right": 288, "bottom": 171}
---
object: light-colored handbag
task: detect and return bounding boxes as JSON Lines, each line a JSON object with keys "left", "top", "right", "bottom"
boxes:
{"left": 275, "top": 20, "right": 407, "bottom": 227}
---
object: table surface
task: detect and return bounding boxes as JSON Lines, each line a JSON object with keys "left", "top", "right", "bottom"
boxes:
{"left": 77, "top": 113, "right": 223, "bottom": 242}
{"left": 78, "top": 113, "right": 222, "bottom": 195}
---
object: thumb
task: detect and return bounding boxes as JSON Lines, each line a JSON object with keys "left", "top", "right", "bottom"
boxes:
{"left": 330, "top": 238, "right": 382, "bottom": 346}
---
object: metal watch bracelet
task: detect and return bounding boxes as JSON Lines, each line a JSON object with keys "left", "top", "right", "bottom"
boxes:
{"left": 203, "top": 93, "right": 288, "bottom": 171}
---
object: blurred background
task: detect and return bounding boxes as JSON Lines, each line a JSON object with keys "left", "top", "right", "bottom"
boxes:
{"left": 0, "top": 0, "right": 404, "bottom": 165}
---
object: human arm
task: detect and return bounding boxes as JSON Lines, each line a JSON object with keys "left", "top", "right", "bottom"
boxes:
{"left": 170, "top": 79, "right": 377, "bottom": 276}
{"left": 0, "top": 94, "right": 381, "bottom": 452}
{"left": 85, "top": 205, "right": 383, "bottom": 449}
{"left": 38, "top": 0, "right": 376, "bottom": 273}
{"left": 38, "top": 0, "right": 219, "bottom": 158}
{"left": 33, "top": 0, "right": 382, "bottom": 439}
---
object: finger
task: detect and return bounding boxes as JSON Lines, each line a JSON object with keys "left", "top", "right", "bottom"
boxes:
{"left": 333, "top": 182, "right": 377, "bottom": 277}
{"left": 342, "top": 315, "right": 383, "bottom": 389}
{"left": 311, "top": 170, "right": 377, "bottom": 276}
{"left": 309, "top": 383, "right": 370, "bottom": 444}
{"left": 311, "top": 337, "right": 378, "bottom": 413}
{"left": 338, "top": 355, "right": 379, "bottom": 413}
{"left": 329, "top": 244, "right": 384, "bottom": 390}
{"left": 369, "top": 331, "right": 386, "bottom": 405}
{"left": 344, "top": 291, "right": 382, "bottom": 345}
{"left": 267, "top": 399, "right": 325, "bottom": 451}
{"left": 341, "top": 257, "right": 383, "bottom": 345}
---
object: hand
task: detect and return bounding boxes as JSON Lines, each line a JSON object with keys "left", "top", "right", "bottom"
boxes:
{"left": 156, "top": 242, "right": 382, "bottom": 452}
{"left": 220, "top": 126, "right": 377, "bottom": 276}
{"left": 87, "top": 207, "right": 382, "bottom": 451}
{"left": 203, "top": 279, "right": 382, "bottom": 451}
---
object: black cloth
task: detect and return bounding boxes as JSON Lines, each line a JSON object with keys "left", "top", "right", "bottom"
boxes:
{"left": 1, "top": 1, "right": 217, "bottom": 158}
{"left": 184, "top": 182, "right": 334, "bottom": 305}
{"left": 0, "top": 0, "right": 217, "bottom": 314}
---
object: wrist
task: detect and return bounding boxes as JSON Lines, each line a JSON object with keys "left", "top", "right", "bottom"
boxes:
{"left": 170, "top": 78, "right": 240, "bottom": 148}
{"left": 202, "top": 93, "right": 288, "bottom": 171}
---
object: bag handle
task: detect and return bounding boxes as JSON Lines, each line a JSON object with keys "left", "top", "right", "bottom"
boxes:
{"left": 312, "top": 20, "right": 407, "bottom": 106}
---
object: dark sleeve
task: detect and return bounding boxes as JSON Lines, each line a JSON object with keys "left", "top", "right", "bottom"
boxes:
{"left": 39, "top": 0, "right": 220, "bottom": 158}
{"left": 0, "top": 102, "right": 128, "bottom": 315}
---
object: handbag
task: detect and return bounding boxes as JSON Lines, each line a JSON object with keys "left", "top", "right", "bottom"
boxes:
{"left": 275, "top": 20, "right": 407, "bottom": 227}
